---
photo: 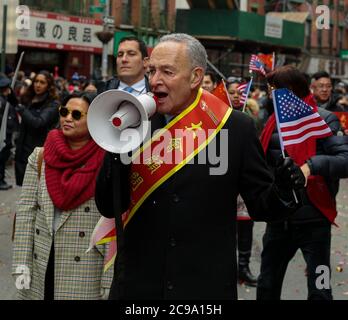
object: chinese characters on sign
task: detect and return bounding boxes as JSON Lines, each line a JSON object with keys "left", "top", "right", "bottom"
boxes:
{"left": 18, "top": 11, "right": 104, "bottom": 53}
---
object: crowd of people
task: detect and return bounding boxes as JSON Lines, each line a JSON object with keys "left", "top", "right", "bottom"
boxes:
{"left": 1, "top": 33, "right": 346, "bottom": 300}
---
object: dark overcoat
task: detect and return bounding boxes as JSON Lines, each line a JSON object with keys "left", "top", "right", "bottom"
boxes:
{"left": 95, "top": 91, "right": 297, "bottom": 300}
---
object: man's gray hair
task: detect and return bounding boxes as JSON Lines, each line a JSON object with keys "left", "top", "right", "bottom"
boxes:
{"left": 159, "top": 33, "right": 207, "bottom": 72}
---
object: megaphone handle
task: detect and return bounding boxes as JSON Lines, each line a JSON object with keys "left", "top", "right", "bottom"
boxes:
{"left": 111, "top": 154, "right": 126, "bottom": 252}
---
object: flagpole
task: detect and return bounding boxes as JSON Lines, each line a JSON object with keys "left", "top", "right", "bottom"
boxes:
{"left": 272, "top": 89, "right": 299, "bottom": 204}
{"left": 242, "top": 77, "right": 253, "bottom": 113}
{"left": 207, "top": 60, "right": 227, "bottom": 81}
{"left": 272, "top": 52, "right": 276, "bottom": 71}
{"left": 222, "top": 79, "right": 233, "bottom": 107}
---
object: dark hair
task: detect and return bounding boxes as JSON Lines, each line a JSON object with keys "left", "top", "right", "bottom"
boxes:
{"left": 266, "top": 65, "right": 310, "bottom": 98}
{"left": 204, "top": 71, "right": 217, "bottom": 84}
{"left": 119, "top": 36, "right": 148, "bottom": 59}
{"left": 227, "top": 80, "right": 241, "bottom": 88}
{"left": 21, "top": 70, "right": 58, "bottom": 104}
{"left": 81, "top": 81, "right": 97, "bottom": 91}
{"left": 311, "top": 71, "right": 331, "bottom": 81}
{"left": 62, "top": 91, "right": 97, "bottom": 107}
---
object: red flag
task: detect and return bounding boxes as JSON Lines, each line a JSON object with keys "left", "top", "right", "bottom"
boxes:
{"left": 211, "top": 80, "right": 231, "bottom": 107}
{"left": 333, "top": 111, "right": 348, "bottom": 131}
{"left": 258, "top": 53, "right": 274, "bottom": 71}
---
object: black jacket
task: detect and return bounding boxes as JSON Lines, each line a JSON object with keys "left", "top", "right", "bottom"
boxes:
{"left": 15, "top": 94, "right": 59, "bottom": 166}
{"left": 0, "top": 95, "right": 19, "bottom": 137}
{"left": 266, "top": 108, "right": 348, "bottom": 223}
{"left": 317, "top": 94, "right": 345, "bottom": 112}
{"left": 95, "top": 107, "right": 298, "bottom": 300}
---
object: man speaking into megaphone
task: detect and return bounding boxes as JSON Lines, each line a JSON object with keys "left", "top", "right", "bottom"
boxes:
{"left": 94, "top": 33, "right": 305, "bottom": 300}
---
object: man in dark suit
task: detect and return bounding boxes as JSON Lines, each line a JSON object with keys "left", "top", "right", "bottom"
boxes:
{"left": 95, "top": 33, "right": 305, "bottom": 300}
{"left": 98, "top": 36, "right": 150, "bottom": 95}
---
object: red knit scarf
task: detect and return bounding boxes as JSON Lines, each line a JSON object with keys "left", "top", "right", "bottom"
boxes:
{"left": 43, "top": 129, "right": 105, "bottom": 211}
{"left": 260, "top": 94, "right": 337, "bottom": 223}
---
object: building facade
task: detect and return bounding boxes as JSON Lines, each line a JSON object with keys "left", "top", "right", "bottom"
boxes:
{"left": 7, "top": 1, "right": 175, "bottom": 79}
{"left": 175, "top": 0, "right": 348, "bottom": 81}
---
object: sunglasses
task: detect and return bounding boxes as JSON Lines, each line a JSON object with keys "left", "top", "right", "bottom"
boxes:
{"left": 59, "top": 106, "right": 87, "bottom": 121}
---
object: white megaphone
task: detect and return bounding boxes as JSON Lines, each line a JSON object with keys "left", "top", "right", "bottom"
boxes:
{"left": 87, "top": 89, "right": 157, "bottom": 154}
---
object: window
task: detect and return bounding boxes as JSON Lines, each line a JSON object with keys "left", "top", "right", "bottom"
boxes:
{"left": 20, "top": 0, "right": 94, "bottom": 16}
{"left": 305, "top": 20, "right": 311, "bottom": 51}
{"left": 159, "top": 0, "right": 168, "bottom": 30}
{"left": 338, "top": 27, "right": 343, "bottom": 51}
{"left": 141, "top": 0, "right": 151, "bottom": 28}
{"left": 329, "top": 23, "right": 333, "bottom": 53}
{"left": 121, "top": 0, "right": 132, "bottom": 25}
{"left": 317, "top": 29, "right": 322, "bottom": 54}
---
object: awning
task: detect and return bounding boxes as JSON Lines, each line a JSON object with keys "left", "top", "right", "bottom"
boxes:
{"left": 267, "top": 12, "right": 309, "bottom": 24}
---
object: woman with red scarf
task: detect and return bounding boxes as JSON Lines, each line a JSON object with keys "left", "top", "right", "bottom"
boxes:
{"left": 12, "top": 92, "right": 113, "bottom": 300}
{"left": 257, "top": 66, "right": 348, "bottom": 300}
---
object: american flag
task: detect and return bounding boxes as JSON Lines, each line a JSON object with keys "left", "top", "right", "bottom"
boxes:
{"left": 237, "top": 79, "right": 253, "bottom": 107}
{"left": 273, "top": 88, "right": 332, "bottom": 150}
{"left": 249, "top": 54, "right": 266, "bottom": 76}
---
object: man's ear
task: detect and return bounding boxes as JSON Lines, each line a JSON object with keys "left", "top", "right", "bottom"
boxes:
{"left": 143, "top": 57, "right": 150, "bottom": 70}
{"left": 190, "top": 67, "right": 204, "bottom": 90}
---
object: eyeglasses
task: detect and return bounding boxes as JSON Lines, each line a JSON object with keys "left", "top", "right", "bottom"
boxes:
{"left": 59, "top": 106, "right": 87, "bottom": 121}
{"left": 316, "top": 84, "right": 332, "bottom": 90}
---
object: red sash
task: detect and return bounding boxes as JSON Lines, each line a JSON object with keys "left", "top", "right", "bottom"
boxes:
{"left": 124, "top": 88, "right": 232, "bottom": 227}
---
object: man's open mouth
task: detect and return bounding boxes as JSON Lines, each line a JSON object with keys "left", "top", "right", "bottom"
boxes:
{"left": 154, "top": 92, "right": 168, "bottom": 99}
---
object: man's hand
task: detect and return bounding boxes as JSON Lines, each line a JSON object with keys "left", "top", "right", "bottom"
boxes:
{"left": 275, "top": 156, "right": 306, "bottom": 191}
{"left": 6, "top": 89, "right": 18, "bottom": 107}
{"left": 300, "top": 163, "right": 311, "bottom": 187}
{"left": 15, "top": 104, "right": 25, "bottom": 115}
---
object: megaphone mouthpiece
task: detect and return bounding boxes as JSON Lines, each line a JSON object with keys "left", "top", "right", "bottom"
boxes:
{"left": 109, "top": 101, "right": 141, "bottom": 131}
{"left": 112, "top": 117, "right": 122, "bottom": 127}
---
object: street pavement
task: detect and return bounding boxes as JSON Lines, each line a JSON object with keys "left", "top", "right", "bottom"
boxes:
{"left": 0, "top": 164, "right": 348, "bottom": 300}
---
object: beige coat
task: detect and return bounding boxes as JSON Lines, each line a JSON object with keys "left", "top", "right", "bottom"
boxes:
{"left": 12, "top": 147, "right": 113, "bottom": 300}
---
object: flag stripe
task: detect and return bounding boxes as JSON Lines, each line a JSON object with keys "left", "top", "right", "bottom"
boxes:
{"left": 279, "top": 113, "right": 319, "bottom": 127}
{"left": 280, "top": 115, "right": 325, "bottom": 131}
{"left": 282, "top": 124, "right": 331, "bottom": 140}
{"left": 283, "top": 128, "right": 332, "bottom": 145}
{"left": 281, "top": 120, "right": 328, "bottom": 136}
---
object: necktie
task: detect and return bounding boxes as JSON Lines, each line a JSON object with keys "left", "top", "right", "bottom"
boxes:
{"left": 123, "top": 86, "right": 134, "bottom": 93}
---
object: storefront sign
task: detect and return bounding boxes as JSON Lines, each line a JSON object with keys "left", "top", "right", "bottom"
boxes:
{"left": 265, "top": 15, "right": 283, "bottom": 39}
{"left": 340, "top": 50, "right": 348, "bottom": 60}
{"left": 18, "top": 10, "right": 103, "bottom": 53}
